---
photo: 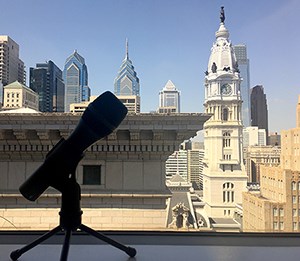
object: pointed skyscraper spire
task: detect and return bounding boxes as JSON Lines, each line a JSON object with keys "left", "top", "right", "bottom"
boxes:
{"left": 125, "top": 38, "right": 129, "bottom": 60}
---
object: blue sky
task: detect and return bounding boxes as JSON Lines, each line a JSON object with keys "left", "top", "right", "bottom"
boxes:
{"left": 1, "top": 0, "right": 299, "bottom": 133}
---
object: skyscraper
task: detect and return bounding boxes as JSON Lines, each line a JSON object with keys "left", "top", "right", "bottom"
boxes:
{"left": 0, "top": 36, "right": 26, "bottom": 105}
{"left": 165, "top": 150, "right": 188, "bottom": 180}
{"left": 63, "top": 50, "right": 89, "bottom": 112}
{"left": 158, "top": 80, "right": 181, "bottom": 113}
{"left": 30, "top": 61, "right": 65, "bottom": 112}
{"left": 250, "top": 85, "right": 268, "bottom": 143}
{"left": 202, "top": 7, "right": 247, "bottom": 219}
{"left": 114, "top": 39, "right": 140, "bottom": 113}
{"left": 234, "top": 44, "right": 250, "bottom": 127}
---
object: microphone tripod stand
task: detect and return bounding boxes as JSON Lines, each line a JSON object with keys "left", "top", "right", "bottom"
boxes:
{"left": 10, "top": 177, "right": 137, "bottom": 261}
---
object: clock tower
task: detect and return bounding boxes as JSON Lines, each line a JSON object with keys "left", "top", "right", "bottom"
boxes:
{"left": 202, "top": 7, "right": 247, "bottom": 218}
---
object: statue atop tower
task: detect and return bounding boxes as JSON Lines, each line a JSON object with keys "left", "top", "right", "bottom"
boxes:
{"left": 220, "top": 6, "right": 225, "bottom": 23}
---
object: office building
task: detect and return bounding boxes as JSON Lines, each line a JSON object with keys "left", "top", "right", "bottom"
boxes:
{"left": 158, "top": 80, "right": 180, "bottom": 113}
{"left": 233, "top": 44, "right": 250, "bottom": 127}
{"left": 69, "top": 96, "right": 97, "bottom": 112}
{"left": 63, "top": 50, "right": 89, "bottom": 112}
{"left": 244, "top": 145, "right": 280, "bottom": 183}
{"left": 243, "top": 126, "right": 266, "bottom": 147}
{"left": 0, "top": 36, "right": 26, "bottom": 105}
{"left": 165, "top": 150, "right": 188, "bottom": 180}
{"left": 187, "top": 149, "right": 205, "bottom": 190}
{"left": 30, "top": 61, "right": 65, "bottom": 112}
{"left": 117, "top": 95, "right": 140, "bottom": 114}
{"left": 166, "top": 141, "right": 205, "bottom": 190}
{"left": 2, "top": 81, "right": 38, "bottom": 111}
{"left": 250, "top": 85, "right": 268, "bottom": 143}
{"left": 202, "top": 7, "right": 248, "bottom": 221}
{"left": 243, "top": 95, "right": 300, "bottom": 232}
{"left": 114, "top": 39, "right": 140, "bottom": 113}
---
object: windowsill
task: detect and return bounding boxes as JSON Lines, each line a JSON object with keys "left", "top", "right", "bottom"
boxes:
{"left": 1, "top": 231, "right": 300, "bottom": 261}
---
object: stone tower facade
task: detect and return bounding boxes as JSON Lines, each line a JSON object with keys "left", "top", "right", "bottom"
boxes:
{"left": 202, "top": 7, "right": 248, "bottom": 218}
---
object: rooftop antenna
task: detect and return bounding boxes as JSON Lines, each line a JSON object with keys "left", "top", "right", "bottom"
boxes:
{"left": 125, "top": 38, "right": 129, "bottom": 59}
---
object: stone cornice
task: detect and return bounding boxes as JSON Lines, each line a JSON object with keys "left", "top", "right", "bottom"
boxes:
{"left": 0, "top": 113, "right": 210, "bottom": 147}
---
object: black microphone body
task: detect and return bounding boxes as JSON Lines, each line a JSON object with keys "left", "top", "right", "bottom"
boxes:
{"left": 19, "top": 91, "right": 128, "bottom": 201}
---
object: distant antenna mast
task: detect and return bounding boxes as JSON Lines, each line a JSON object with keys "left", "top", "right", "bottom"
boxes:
{"left": 125, "top": 38, "right": 129, "bottom": 59}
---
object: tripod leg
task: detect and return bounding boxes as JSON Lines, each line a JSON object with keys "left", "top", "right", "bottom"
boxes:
{"left": 60, "top": 229, "right": 72, "bottom": 261}
{"left": 10, "top": 226, "right": 61, "bottom": 261}
{"left": 79, "top": 224, "right": 136, "bottom": 258}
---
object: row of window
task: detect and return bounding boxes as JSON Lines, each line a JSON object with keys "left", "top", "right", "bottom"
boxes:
{"left": 5, "top": 104, "right": 20, "bottom": 107}
{"left": 223, "top": 182, "right": 234, "bottom": 203}
{"left": 273, "top": 208, "right": 284, "bottom": 216}
{"left": 292, "top": 195, "right": 300, "bottom": 204}
{"left": 7, "top": 92, "right": 20, "bottom": 98}
{"left": 273, "top": 221, "right": 284, "bottom": 230}
{"left": 291, "top": 181, "right": 300, "bottom": 190}
{"left": 273, "top": 221, "right": 300, "bottom": 231}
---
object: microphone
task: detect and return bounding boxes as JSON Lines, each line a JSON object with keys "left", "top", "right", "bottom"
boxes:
{"left": 19, "top": 91, "right": 128, "bottom": 201}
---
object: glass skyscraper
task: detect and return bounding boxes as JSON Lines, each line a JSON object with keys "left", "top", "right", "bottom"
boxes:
{"left": 234, "top": 44, "right": 250, "bottom": 127}
{"left": 30, "top": 61, "right": 64, "bottom": 112}
{"left": 114, "top": 40, "right": 140, "bottom": 96}
{"left": 250, "top": 85, "right": 269, "bottom": 143}
{"left": 63, "top": 50, "right": 89, "bottom": 112}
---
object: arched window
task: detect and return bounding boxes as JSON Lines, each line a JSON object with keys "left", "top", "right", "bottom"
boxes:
{"left": 223, "top": 182, "right": 234, "bottom": 203}
{"left": 222, "top": 108, "right": 228, "bottom": 121}
{"left": 292, "top": 181, "right": 296, "bottom": 190}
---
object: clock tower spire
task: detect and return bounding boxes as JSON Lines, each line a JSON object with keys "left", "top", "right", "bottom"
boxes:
{"left": 202, "top": 7, "right": 247, "bottom": 219}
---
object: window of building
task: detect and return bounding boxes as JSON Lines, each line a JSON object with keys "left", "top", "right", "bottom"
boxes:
{"left": 279, "top": 208, "right": 284, "bottom": 217}
{"left": 273, "top": 222, "right": 278, "bottom": 230}
{"left": 223, "top": 182, "right": 234, "bottom": 202}
{"left": 293, "top": 222, "right": 297, "bottom": 231}
{"left": 223, "top": 132, "right": 231, "bottom": 147}
{"left": 223, "top": 154, "right": 231, "bottom": 160}
{"left": 273, "top": 208, "right": 278, "bottom": 216}
{"left": 279, "top": 222, "right": 284, "bottom": 230}
{"left": 222, "top": 108, "right": 228, "bottom": 121}
{"left": 82, "top": 165, "right": 101, "bottom": 185}
{"left": 293, "top": 196, "right": 297, "bottom": 204}
{"left": 292, "top": 181, "right": 296, "bottom": 190}
{"left": 293, "top": 209, "right": 297, "bottom": 217}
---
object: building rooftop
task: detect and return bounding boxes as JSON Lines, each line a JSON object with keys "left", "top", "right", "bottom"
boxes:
{"left": 0, "top": 107, "right": 40, "bottom": 114}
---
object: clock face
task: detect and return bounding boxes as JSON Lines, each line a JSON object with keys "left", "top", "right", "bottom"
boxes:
{"left": 221, "top": 83, "right": 232, "bottom": 95}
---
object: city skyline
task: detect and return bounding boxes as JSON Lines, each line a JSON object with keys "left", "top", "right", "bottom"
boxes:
{"left": 1, "top": 0, "right": 299, "bottom": 132}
